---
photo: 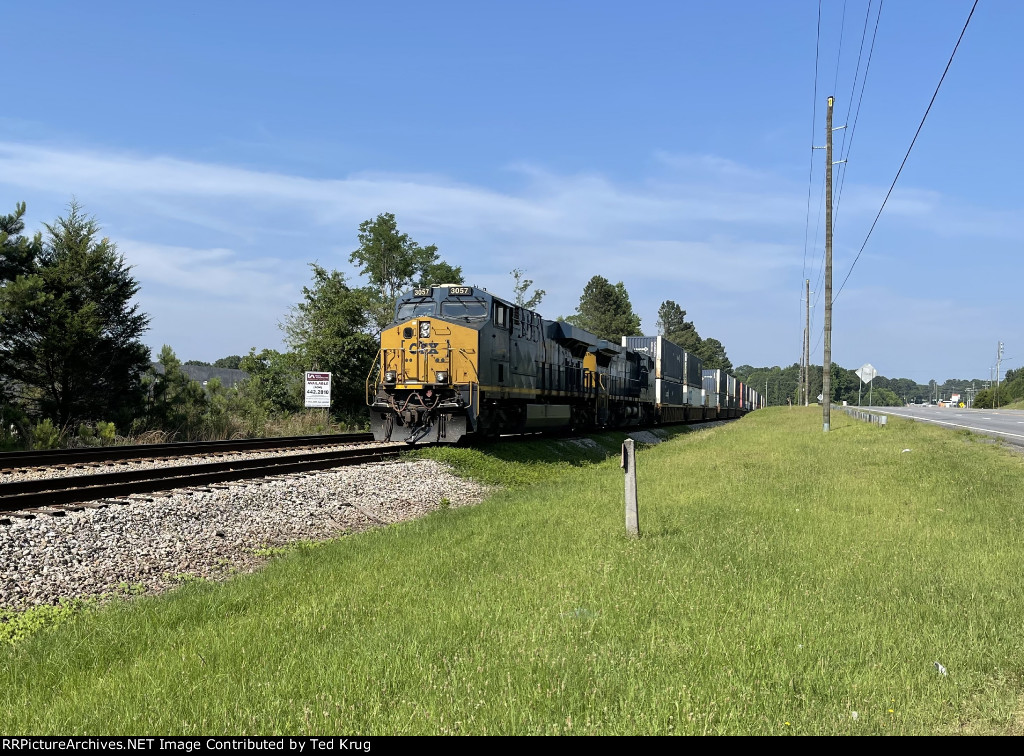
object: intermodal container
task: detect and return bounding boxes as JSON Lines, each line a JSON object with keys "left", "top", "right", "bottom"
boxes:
{"left": 683, "top": 351, "right": 703, "bottom": 387}
{"left": 655, "top": 378, "right": 685, "bottom": 407}
{"left": 702, "top": 369, "right": 721, "bottom": 395}
{"left": 622, "top": 336, "right": 685, "bottom": 383}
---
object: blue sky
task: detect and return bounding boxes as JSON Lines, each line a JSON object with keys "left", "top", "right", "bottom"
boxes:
{"left": 1, "top": 1, "right": 1018, "bottom": 383}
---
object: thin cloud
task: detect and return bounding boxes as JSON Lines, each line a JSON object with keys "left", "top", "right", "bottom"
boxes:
{"left": 0, "top": 139, "right": 1010, "bottom": 372}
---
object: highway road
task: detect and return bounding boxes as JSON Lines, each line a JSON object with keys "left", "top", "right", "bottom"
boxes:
{"left": 862, "top": 404, "right": 1024, "bottom": 446}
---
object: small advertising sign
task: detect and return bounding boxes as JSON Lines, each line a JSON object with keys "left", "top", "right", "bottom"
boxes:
{"left": 304, "top": 372, "right": 332, "bottom": 408}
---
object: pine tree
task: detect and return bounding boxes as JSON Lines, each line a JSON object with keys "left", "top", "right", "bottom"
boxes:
{"left": 566, "top": 276, "right": 642, "bottom": 341}
{"left": 0, "top": 202, "right": 150, "bottom": 427}
{"left": 695, "top": 338, "right": 733, "bottom": 373}
{"left": 656, "top": 300, "right": 701, "bottom": 352}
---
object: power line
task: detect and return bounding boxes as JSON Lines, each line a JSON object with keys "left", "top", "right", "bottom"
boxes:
{"left": 833, "top": 0, "right": 884, "bottom": 226}
{"left": 831, "top": 0, "right": 849, "bottom": 98}
{"left": 808, "top": 0, "right": 878, "bottom": 341}
{"left": 811, "top": 0, "right": 850, "bottom": 320}
{"left": 800, "top": 0, "right": 823, "bottom": 297}
{"left": 834, "top": 0, "right": 979, "bottom": 302}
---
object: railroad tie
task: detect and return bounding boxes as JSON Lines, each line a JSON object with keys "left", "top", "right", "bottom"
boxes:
{"left": 347, "top": 502, "right": 391, "bottom": 525}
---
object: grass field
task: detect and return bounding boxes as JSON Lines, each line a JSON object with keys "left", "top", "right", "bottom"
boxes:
{"left": 3, "top": 408, "right": 1024, "bottom": 735}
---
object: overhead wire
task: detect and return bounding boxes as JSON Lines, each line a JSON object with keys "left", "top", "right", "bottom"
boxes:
{"left": 833, "top": 0, "right": 882, "bottom": 228}
{"left": 807, "top": 0, "right": 852, "bottom": 339}
{"left": 800, "top": 0, "right": 823, "bottom": 312}
{"left": 812, "top": 0, "right": 881, "bottom": 349}
{"left": 799, "top": 0, "right": 825, "bottom": 383}
{"left": 833, "top": 0, "right": 979, "bottom": 303}
{"left": 831, "top": 0, "right": 849, "bottom": 96}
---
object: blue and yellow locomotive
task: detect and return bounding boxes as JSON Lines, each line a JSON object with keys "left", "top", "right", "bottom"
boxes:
{"left": 366, "top": 284, "right": 760, "bottom": 444}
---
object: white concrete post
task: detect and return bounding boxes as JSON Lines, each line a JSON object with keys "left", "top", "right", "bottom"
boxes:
{"left": 621, "top": 439, "right": 639, "bottom": 537}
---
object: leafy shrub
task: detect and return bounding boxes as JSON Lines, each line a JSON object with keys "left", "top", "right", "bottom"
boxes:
{"left": 97, "top": 421, "right": 117, "bottom": 445}
{"left": 31, "top": 419, "right": 62, "bottom": 449}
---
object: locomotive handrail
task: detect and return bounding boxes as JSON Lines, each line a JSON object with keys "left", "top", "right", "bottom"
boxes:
{"left": 457, "top": 348, "right": 480, "bottom": 382}
{"left": 365, "top": 348, "right": 383, "bottom": 406}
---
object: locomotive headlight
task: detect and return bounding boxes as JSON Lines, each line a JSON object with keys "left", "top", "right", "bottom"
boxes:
{"left": 419, "top": 321, "right": 430, "bottom": 338}
{"left": 435, "top": 371, "right": 449, "bottom": 384}
{"left": 384, "top": 370, "right": 397, "bottom": 384}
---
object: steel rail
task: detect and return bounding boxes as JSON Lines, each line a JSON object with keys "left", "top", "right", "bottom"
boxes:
{"left": 0, "top": 432, "right": 375, "bottom": 470}
{"left": 0, "top": 445, "right": 405, "bottom": 512}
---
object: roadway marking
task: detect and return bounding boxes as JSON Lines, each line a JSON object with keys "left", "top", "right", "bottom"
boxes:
{"left": 882, "top": 410, "right": 1024, "bottom": 441}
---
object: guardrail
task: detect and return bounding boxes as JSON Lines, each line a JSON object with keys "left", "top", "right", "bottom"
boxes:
{"left": 838, "top": 405, "right": 888, "bottom": 426}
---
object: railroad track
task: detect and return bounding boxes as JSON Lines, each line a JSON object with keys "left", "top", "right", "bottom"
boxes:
{"left": 0, "top": 432, "right": 376, "bottom": 471}
{"left": 0, "top": 443, "right": 406, "bottom": 516}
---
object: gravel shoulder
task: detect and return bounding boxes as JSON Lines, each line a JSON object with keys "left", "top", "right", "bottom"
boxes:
{"left": 0, "top": 458, "right": 489, "bottom": 611}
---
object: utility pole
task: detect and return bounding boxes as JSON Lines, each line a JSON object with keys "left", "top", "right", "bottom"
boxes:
{"left": 822, "top": 96, "right": 835, "bottom": 432}
{"left": 803, "top": 278, "right": 810, "bottom": 406}
{"left": 798, "top": 329, "right": 805, "bottom": 406}
{"left": 996, "top": 341, "right": 1004, "bottom": 408}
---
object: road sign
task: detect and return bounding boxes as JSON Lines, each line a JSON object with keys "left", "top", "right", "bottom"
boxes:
{"left": 855, "top": 363, "right": 878, "bottom": 384}
{"left": 817, "top": 393, "right": 823, "bottom": 402}
{"left": 304, "top": 371, "right": 332, "bottom": 408}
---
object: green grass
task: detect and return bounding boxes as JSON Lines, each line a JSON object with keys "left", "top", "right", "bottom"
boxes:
{"left": 3, "top": 408, "right": 1024, "bottom": 735}
{"left": 412, "top": 426, "right": 688, "bottom": 488}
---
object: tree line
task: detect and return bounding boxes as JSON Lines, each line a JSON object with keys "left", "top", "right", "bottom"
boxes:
{"left": 0, "top": 203, "right": 740, "bottom": 448}
{"left": 732, "top": 362, "right": 1015, "bottom": 408}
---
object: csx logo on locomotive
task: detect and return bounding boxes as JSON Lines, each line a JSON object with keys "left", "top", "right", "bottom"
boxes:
{"left": 408, "top": 342, "right": 440, "bottom": 354}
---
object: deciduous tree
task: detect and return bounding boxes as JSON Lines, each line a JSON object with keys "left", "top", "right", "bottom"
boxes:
{"left": 283, "top": 264, "right": 377, "bottom": 415}
{"left": 213, "top": 355, "right": 243, "bottom": 370}
{"left": 349, "top": 213, "right": 462, "bottom": 330}
{"left": 511, "top": 268, "right": 545, "bottom": 310}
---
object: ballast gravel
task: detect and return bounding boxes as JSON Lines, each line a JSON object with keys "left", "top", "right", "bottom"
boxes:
{"left": 0, "top": 440, "right": 390, "bottom": 484}
{"left": 0, "top": 459, "right": 489, "bottom": 611}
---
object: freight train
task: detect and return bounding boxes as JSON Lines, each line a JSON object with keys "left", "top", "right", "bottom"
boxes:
{"left": 366, "top": 284, "right": 762, "bottom": 444}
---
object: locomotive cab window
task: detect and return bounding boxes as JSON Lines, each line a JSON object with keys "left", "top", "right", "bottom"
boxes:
{"left": 396, "top": 301, "right": 437, "bottom": 320}
{"left": 493, "top": 302, "right": 511, "bottom": 329}
{"left": 441, "top": 300, "right": 488, "bottom": 320}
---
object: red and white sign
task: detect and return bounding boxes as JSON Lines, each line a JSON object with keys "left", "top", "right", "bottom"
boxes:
{"left": 304, "top": 372, "right": 332, "bottom": 408}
